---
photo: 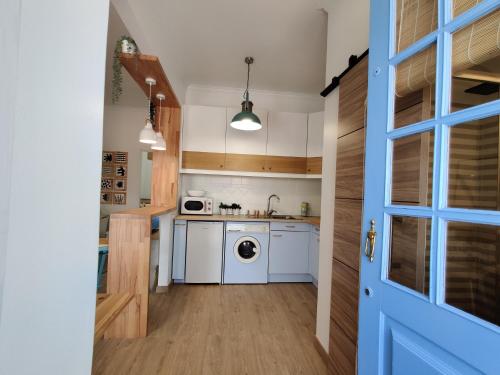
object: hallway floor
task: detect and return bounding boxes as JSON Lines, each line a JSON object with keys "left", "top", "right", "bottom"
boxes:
{"left": 92, "top": 283, "right": 328, "bottom": 375}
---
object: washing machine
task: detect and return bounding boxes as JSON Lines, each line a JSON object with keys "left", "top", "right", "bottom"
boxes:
{"left": 223, "top": 222, "right": 270, "bottom": 284}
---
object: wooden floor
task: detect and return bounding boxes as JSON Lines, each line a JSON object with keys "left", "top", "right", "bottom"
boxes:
{"left": 93, "top": 283, "right": 328, "bottom": 375}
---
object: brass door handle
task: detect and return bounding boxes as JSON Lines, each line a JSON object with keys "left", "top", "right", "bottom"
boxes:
{"left": 364, "top": 219, "right": 376, "bottom": 262}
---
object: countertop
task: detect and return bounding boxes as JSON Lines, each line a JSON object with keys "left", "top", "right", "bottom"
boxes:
{"left": 175, "top": 214, "right": 320, "bottom": 226}
{"left": 112, "top": 206, "right": 176, "bottom": 218}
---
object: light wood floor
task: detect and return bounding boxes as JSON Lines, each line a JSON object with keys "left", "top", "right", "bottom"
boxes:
{"left": 93, "top": 283, "right": 328, "bottom": 375}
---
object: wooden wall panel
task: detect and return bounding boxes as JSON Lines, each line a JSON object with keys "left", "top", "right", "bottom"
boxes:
{"left": 335, "top": 128, "right": 365, "bottom": 200}
{"left": 333, "top": 198, "right": 363, "bottom": 271}
{"left": 152, "top": 107, "right": 181, "bottom": 208}
{"left": 307, "top": 157, "right": 323, "bottom": 174}
{"left": 106, "top": 215, "right": 151, "bottom": 338}
{"left": 331, "top": 259, "right": 359, "bottom": 343}
{"left": 338, "top": 58, "right": 369, "bottom": 138}
{"left": 328, "top": 319, "right": 357, "bottom": 375}
{"left": 182, "top": 151, "right": 225, "bottom": 170}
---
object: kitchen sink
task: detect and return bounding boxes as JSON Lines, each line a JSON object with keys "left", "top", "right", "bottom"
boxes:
{"left": 269, "top": 215, "right": 300, "bottom": 220}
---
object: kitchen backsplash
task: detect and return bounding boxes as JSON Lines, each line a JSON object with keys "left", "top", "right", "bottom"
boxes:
{"left": 181, "top": 174, "right": 321, "bottom": 216}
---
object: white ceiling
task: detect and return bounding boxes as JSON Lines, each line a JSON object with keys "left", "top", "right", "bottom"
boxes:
{"left": 109, "top": 0, "right": 327, "bottom": 101}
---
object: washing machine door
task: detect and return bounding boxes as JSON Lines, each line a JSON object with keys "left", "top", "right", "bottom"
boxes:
{"left": 234, "top": 236, "right": 261, "bottom": 264}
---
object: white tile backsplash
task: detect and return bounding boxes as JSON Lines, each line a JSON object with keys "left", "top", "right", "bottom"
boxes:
{"left": 181, "top": 174, "right": 322, "bottom": 216}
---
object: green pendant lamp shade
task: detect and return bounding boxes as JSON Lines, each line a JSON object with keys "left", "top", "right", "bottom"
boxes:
{"left": 231, "top": 99, "right": 262, "bottom": 131}
{"left": 230, "top": 57, "right": 262, "bottom": 131}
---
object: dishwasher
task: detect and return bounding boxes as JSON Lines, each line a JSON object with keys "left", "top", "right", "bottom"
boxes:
{"left": 185, "top": 221, "right": 224, "bottom": 283}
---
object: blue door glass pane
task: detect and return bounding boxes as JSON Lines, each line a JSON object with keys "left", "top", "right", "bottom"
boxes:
{"left": 448, "top": 115, "right": 500, "bottom": 211}
{"left": 446, "top": 221, "right": 500, "bottom": 325}
{"left": 450, "top": 9, "right": 500, "bottom": 112}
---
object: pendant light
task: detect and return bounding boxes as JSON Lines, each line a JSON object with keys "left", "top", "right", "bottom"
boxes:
{"left": 139, "top": 77, "right": 158, "bottom": 144}
{"left": 151, "top": 93, "right": 167, "bottom": 151}
{"left": 230, "top": 57, "right": 262, "bottom": 131}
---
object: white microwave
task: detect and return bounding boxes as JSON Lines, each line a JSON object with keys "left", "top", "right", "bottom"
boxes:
{"left": 181, "top": 197, "right": 213, "bottom": 215}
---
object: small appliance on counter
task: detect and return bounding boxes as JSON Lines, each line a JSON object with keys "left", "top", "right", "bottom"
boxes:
{"left": 181, "top": 196, "right": 213, "bottom": 215}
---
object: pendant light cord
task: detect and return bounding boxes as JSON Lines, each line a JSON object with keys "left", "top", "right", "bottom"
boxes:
{"left": 158, "top": 98, "right": 162, "bottom": 132}
{"left": 244, "top": 61, "right": 250, "bottom": 101}
{"left": 148, "top": 82, "right": 152, "bottom": 121}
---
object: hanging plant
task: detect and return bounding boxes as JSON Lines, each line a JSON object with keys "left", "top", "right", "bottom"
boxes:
{"left": 112, "top": 36, "right": 137, "bottom": 104}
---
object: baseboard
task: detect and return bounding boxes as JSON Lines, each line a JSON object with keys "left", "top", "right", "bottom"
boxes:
{"left": 155, "top": 284, "right": 174, "bottom": 294}
{"left": 268, "top": 273, "right": 313, "bottom": 283}
{"left": 313, "top": 336, "right": 334, "bottom": 373}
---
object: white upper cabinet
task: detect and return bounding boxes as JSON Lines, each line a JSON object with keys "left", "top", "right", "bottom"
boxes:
{"left": 225, "top": 108, "right": 268, "bottom": 155}
{"left": 267, "top": 112, "right": 308, "bottom": 157}
{"left": 182, "top": 105, "right": 227, "bottom": 153}
{"left": 307, "top": 111, "right": 324, "bottom": 157}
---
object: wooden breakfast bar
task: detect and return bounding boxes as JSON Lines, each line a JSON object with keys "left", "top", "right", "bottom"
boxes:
{"left": 103, "top": 53, "right": 181, "bottom": 339}
{"left": 105, "top": 206, "right": 175, "bottom": 338}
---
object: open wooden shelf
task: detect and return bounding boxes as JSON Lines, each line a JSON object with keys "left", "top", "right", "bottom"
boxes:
{"left": 120, "top": 53, "right": 180, "bottom": 108}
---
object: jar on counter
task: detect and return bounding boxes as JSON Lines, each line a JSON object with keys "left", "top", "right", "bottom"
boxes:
{"left": 301, "top": 202, "right": 309, "bottom": 217}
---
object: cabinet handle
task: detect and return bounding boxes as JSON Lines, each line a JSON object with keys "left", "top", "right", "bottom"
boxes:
{"left": 285, "top": 225, "right": 295, "bottom": 228}
{"left": 272, "top": 234, "right": 283, "bottom": 238}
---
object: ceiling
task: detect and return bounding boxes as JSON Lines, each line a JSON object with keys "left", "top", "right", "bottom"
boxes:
{"left": 108, "top": 0, "right": 327, "bottom": 103}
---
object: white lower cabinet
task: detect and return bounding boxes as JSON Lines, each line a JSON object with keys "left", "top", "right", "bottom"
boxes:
{"left": 174, "top": 219, "right": 317, "bottom": 284}
{"left": 185, "top": 221, "right": 224, "bottom": 284}
{"left": 269, "top": 224, "right": 311, "bottom": 282}
{"left": 308, "top": 226, "right": 320, "bottom": 285}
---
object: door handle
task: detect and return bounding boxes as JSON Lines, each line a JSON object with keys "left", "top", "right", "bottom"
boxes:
{"left": 364, "top": 219, "right": 376, "bottom": 262}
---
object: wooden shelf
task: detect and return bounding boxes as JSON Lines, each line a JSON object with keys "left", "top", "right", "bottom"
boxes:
{"left": 120, "top": 53, "right": 180, "bottom": 108}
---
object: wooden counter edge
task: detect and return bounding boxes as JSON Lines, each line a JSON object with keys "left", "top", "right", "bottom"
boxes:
{"left": 112, "top": 205, "right": 177, "bottom": 218}
{"left": 175, "top": 214, "right": 320, "bottom": 226}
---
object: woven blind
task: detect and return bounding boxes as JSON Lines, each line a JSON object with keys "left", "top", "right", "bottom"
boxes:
{"left": 396, "top": 0, "right": 500, "bottom": 97}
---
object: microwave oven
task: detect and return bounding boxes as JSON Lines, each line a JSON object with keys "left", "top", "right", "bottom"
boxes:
{"left": 181, "top": 197, "right": 213, "bottom": 215}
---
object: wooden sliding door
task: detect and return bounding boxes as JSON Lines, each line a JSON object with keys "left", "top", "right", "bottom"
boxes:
{"left": 329, "top": 55, "right": 433, "bottom": 374}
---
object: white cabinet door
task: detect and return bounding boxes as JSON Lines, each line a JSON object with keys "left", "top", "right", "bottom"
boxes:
{"left": 307, "top": 111, "right": 324, "bottom": 157}
{"left": 267, "top": 112, "right": 308, "bottom": 157}
{"left": 185, "top": 221, "right": 224, "bottom": 283}
{"left": 269, "top": 231, "right": 309, "bottom": 274}
{"left": 182, "top": 105, "right": 227, "bottom": 153}
{"left": 226, "top": 107, "right": 268, "bottom": 155}
{"left": 172, "top": 221, "right": 187, "bottom": 280}
{"left": 308, "top": 231, "right": 320, "bottom": 280}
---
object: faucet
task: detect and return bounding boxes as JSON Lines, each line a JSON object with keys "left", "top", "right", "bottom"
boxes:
{"left": 267, "top": 194, "right": 280, "bottom": 217}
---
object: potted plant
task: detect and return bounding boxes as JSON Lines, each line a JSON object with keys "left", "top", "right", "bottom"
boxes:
{"left": 112, "top": 36, "right": 138, "bottom": 104}
{"left": 219, "top": 203, "right": 228, "bottom": 216}
{"left": 232, "top": 203, "right": 241, "bottom": 216}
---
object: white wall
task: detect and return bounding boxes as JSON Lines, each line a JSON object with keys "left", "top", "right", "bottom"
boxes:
{"left": 0, "top": 0, "right": 21, "bottom": 322}
{"left": 316, "top": 0, "right": 370, "bottom": 351}
{"left": 0, "top": 1, "right": 109, "bottom": 374}
{"left": 185, "top": 85, "right": 324, "bottom": 113}
{"left": 182, "top": 175, "right": 322, "bottom": 217}
{"left": 102, "top": 105, "right": 151, "bottom": 214}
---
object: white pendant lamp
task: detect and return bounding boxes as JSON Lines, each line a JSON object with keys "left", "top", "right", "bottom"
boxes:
{"left": 139, "top": 77, "right": 158, "bottom": 144}
{"left": 151, "top": 93, "right": 167, "bottom": 151}
{"left": 230, "top": 57, "right": 262, "bottom": 131}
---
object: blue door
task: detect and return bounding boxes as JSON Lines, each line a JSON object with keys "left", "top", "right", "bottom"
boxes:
{"left": 359, "top": 0, "right": 500, "bottom": 373}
